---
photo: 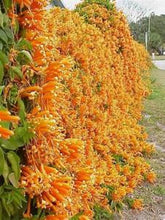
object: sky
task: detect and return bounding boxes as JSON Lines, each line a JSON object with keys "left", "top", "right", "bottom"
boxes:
{"left": 62, "top": 0, "right": 165, "bottom": 15}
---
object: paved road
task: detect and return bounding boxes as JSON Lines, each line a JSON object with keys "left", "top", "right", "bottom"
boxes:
{"left": 153, "top": 60, "right": 165, "bottom": 70}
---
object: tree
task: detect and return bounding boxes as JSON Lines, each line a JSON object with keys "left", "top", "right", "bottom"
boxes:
{"left": 130, "top": 14, "right": 165, "bottom": 54}
{"left": 149, "top": 33, "right": 162, "bottom": 54}
{"left": 50, "top": 0, "right": 65, "bottom": 8}
{"left": 117, "top": 0, "right": 151, "bottom": 23}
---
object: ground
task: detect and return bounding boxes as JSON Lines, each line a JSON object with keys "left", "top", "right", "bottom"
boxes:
{"left": 117, "top": 66, "right": 165, "bottom": 220}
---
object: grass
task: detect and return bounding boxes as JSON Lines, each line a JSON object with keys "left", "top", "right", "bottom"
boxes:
{"left": 139, "top": 67, "right": 165, "bottom": 206}
{"left": 153, "top": 186, "right": 165, "bottom": 196}
{"left": 122, "top": 67, "right": 165, "bottom": 219}
{"left": 141, "top": 68, "right": 165, "bottom": 146}
{"left": 117, "top": 66, "right": 165, "bottom": 219}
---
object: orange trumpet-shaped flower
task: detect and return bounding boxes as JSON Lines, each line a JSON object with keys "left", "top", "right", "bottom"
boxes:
{"left": 14, "top": 0, "right": 32, "bottom": 9}
{"left": 79, "top": 216, "right": 90, "bottom": 220}
{"left": 19, "top": 86, "right": 42, "bottom": 100}
{"left": 0, "top": 126, "right": 14, "bottom": 139}
{"left": 19, "top": 86, "right": 42, "bottom": 95}
{"left": 20, "top": 165, "right": 72, "bottom": 210}
{"left": 45, "top": 215, "right": 68, "bottom": 220}
{"left": 0, "top": 111, "right": 20, "bottom": 123}
{"left": 59, "top": 139, "right": 85, "bottom": 162}
{"left": 146, "top": 171, "right": 156, "bottom": 183}
{"left": 0, "top": 111, "right": 18, "bottom": 139}
{"left": 132, "top": 199, "right": 143, "bottom": 210}
{"left": 112, "top": 187, "right": 127, "bottom": 202}
{"left": 14, "top": 0, "right": 47, "bottom": 10}
{"left": 75, "top": 168, "right": 93, "bottom": 182}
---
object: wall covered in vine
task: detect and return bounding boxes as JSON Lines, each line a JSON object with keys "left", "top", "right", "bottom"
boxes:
{"left": 0, "top": 0, "right": 154, "bottom": 219}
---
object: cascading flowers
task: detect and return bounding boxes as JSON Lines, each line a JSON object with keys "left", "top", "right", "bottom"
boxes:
{"left": 3, "top": 0, "right": 156, "bottom": 219}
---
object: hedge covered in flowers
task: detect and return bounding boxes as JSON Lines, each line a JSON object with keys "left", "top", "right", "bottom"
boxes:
{"left": 0, "top": 0, "right": 155, "bottom": 219}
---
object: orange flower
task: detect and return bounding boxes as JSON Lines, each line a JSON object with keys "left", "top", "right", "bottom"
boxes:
{"left": 0, "top": 111, "right": 20, "bottom": 123}
{"left": 0, "top": 126, "right": 14, "bottom": 139}
{"left": 14, "top": 0, "right": 33, "bottom": 9}
{"left": 75, "top": 168, "right": 93, "bottom": 182}
{"left": 79, "top": 215, "right": 90, "bottom": 220}
{"left": 45, "top": 215, "right": 68, "bottom": 220}
{"left": 14, "top": 0, "right": 47, "bottom": 10}
{"left": 147, "top": 171, "right": 156, "bottom": 183}
{"left": 132, "top": 199, "right": 143, "bottom": 210}
{"left": 112, "top": 187, "right": 127, "bottom": 202}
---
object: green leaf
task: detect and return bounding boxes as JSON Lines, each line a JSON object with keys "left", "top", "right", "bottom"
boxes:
{"left": 1, "top": 211, "right": 10, "bottom": 220}
{"left": 7, "top": 151, "right": 20, "bottom": 181}
{"left": 0, "top": 51, "right": 8, "bottom": 64}
{"left": 13, "top": 189, "right": 26, "bottom": 203}
{"left": 0, "top": 201, "right": 2, "bottom": 220}
{"left": 8, "top": 204, "right": 15, "bottom": 216}
{"left": 0, "top": 186, "right": 4, "bottom": 196}
{"left": 93, "top": 205, "right": 113, "bottom": 220}
{"left": 21, "top": 50, "right": 32, "bottom": 62}
{"left": 2, "top": 159, "right": 9, "bottom": 184}
{"left": 4, "top": 27, "right": 14, "bottom": 40}
{"left": 18, "top": 98, "right": 26, "bottom": 121}
{"left": 96, "top": 82, "right": 102, "bottom": 92}
{"left": 10, "top": 66, "right": 23, "bottom": 79}
{"left": 15, "top": 123, "right": 34, "bottom": 144}
{"left": 0, "top": 135, "right": 24, "bottom": 150}
{"left": 7, "top": 192, "right": 13, "bottom": 204}
{"left": 0, "top": 123, "right": 33, "bottom": 150}
{"left": 0, "top": 87, "right": 4, "bottom": 106}
{"left": 6, "top": 202, "right": 15, "bottom": 216}
{"left": 17, "top": 50, "right": 32, "bottom": 65}
{"left": 0, "top": 86, "right": 4, "bottom": 95}
{"left": 8, "top": 85, "right": 18, "bottom": 105}
{"left": 0, "top": 186, "right": 26, "bottom": 217}
{"left": 124, "top": 197, "right": 134, "bottom": 209}
{"left": 13, "top": 20, "right": 19, "bottom": 35}
{"left": 3, "top": 0, "right": 12, "bottom": 10}
{"left": 0, "top": 120, "right": 10, "bottom": 130}
{"left": 0, "top": 61, "right": 4, "bottom": 84}
{"left": 0, "top": 29, "right": 8, "bottom": 44}
{"left": 16, "top": 39, "right": 32, "bottom": 51}
{"left": 12, "top": 194, "right": 23, "bottom": 208}
{"left": 8, "top": 172, "right": 18, "bottom": 188}
{"left": 112, "top": 154, "right": 126, "bottom": 166}
{"left": 0, "top": 41, "right": 3, "bottom": 50}
{"left": 0, "top": 12, "right": 4, "bottom": 28}
{"left": 70, "top": 211, "right": 84, "bottom": 220}
{"left": 0, "top": 147, "right": 4, "bottom": 175}
{"left": 2, "top": 197, "right": 10, "bottom": 216}
{"left": 13, "top": 193, "right": 26, "bottom": 213}
{"left": 2, "top": 14, "right": 9, "bottom": 27}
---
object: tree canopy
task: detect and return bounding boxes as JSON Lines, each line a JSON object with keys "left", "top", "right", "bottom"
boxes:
{"left": 130, "top": 14, "right": 165, "bottom": 54}
{"left": 117, "top": 0, "right": 151, "bottom": 22}
{"left": 51, "top": 0, "right": 65, "bottom": 8}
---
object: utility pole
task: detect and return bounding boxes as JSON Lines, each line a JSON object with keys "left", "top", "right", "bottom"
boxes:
{"left": 145, "top": 31, "right": 148, "bottom": 50}
{"left": 148, "top": 14, "right": 151, "bottom": 41}
{"left": 148, "top": 12, "right": 154, "bottom": 49}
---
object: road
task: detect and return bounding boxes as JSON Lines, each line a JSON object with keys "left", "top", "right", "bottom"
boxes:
{"left": 153, "top": 60, "right": 165, "bottom": 70}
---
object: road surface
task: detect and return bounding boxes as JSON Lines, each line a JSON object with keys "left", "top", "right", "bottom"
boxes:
{"left": 153, "top": 60, "right": 165, "bottom": 70}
